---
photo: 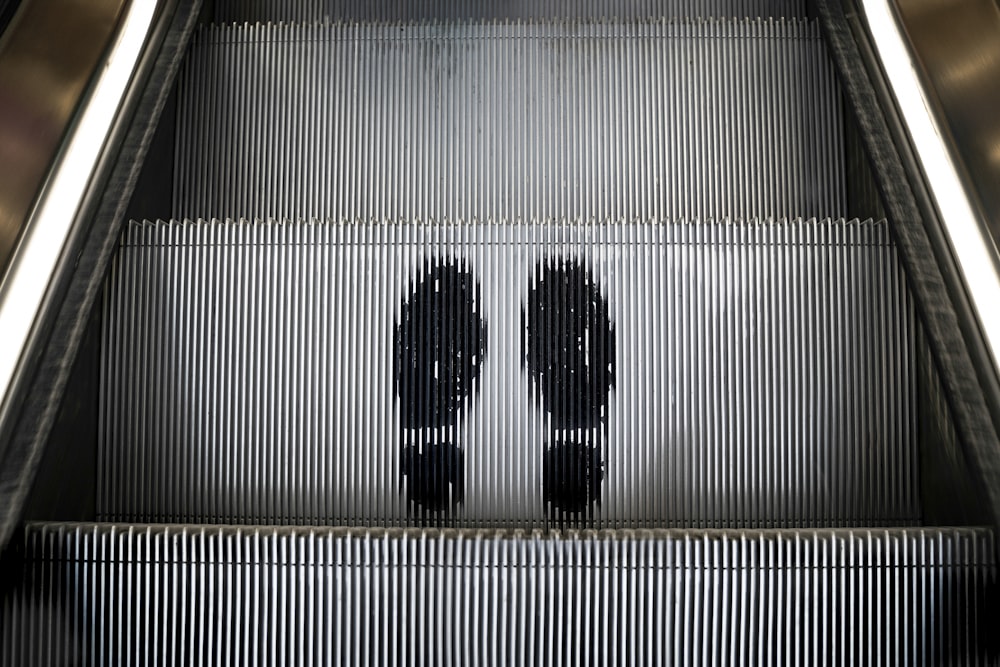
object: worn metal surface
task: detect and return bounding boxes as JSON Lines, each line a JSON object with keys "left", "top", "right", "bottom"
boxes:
{"left": 1, "top": 522, "right": 995, "bottom": 665}
{"left": 172, "top": 18, "right": 845, "bottom": 223}
{"left": 99, "top": 218, "right": 919, "bottom": 528}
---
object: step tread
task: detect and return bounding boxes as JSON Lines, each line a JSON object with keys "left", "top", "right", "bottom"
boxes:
{"left": 3, "top": 522, "right": 995, "bottom": 665}
{"left": 98, "top": 217, "right": 928, "bottom": 529}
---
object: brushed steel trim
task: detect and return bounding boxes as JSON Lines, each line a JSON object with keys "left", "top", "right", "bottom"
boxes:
{"left": 858, "top": 0, "right": 1000, "bottom": 400}
{"left": 891, "top": 0, "right": 1000, "bottom": 263}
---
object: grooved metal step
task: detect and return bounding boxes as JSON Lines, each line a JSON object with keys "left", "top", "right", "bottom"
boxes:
{"left": 1, "top": 523, "right": 995, "bottom": 665}
{"left": 100, "top": 217, "right": 920, "bottom": 528}
{"left": 173, "top": 18, "right": 845, "bottom": 223}
{"left": 211, "top": 0, "right": 809, "bottom": 23}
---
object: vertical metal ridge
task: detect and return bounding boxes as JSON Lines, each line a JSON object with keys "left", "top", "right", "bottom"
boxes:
{"left": 1, "top": 524, "right": 996, "bottom": 665}
{"left": 211, "top": 1, "right": 809, "bottom": 24}
{"left": 100, "top": 217, "right": 919, "bottom": 528}
{"left": 171, "top": 18, "right": 845, "bottom": 224}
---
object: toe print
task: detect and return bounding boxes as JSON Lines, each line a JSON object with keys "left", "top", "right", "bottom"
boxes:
{"left": 394, "top": 258, "right": 486, "bottom": 514}
{"left": 525, "top": 258, "right": 615, "bottom": 427}
{"left": 394, "top": 260, "right": 487, "bottom": 428}
{"left": 526, "top": 257, "right": 615, "bottom": 517}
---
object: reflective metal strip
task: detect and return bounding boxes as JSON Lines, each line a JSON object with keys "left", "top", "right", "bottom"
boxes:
{"left": 99, "top": 218, "right": 920, "bottom": 527}
{"left": 1, "top": 523, "right": 996, "bottom": 665}
{"left": 0, "top": 0, "right": 154, "bottom": 517}
{"left": 0, "top": 0, "right": 126, "bottom": 273}
{"left": 211, "top": 0, "right": 808, "bottom": 23}
{"left": 172, "top": 18, "right": 844, "bottom": 223}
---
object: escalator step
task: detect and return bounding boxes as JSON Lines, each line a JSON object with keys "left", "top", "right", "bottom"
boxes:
{"left": 99, "top": 218, "right": 920, "bottom": 528}
{"left": 211, "top": 0, "right": 809, "bottom": 23}
{"left": 173, "top": 18, "right": 845, "bottom": 223}
{"left": 2, "top": 522, "right": 995, "bottom": 665}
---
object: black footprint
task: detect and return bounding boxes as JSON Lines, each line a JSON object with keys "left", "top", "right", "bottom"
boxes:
{"left": 526, "top": 258, "right": 615, "bottom": 515}
{"left": 394, "top": 259, "right": 486, "bottom": 512}
{"left": 542, "top": 439, "right": 604, "bottom": 513}
{"left": 400, "top": 443, "right": 465, "bottom": 509}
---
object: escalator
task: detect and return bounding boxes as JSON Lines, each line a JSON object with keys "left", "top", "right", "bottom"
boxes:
{"left": 0, "top": 0, "right": 998, "bottom": 663}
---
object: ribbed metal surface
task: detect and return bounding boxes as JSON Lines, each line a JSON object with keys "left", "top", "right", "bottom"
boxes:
{"left": 844, "top": 111, "right": 887, "bottom": 221}
{"left": 99, "top": 217, "right": 919, "bottom": 527}
{"left": 2, "top": 523, "right": 996, "bottom": 665}
{"left": 173, "top": 18, "right": 845, "bottom": 223}
{"left": 212, "top": 0, "right": 808, "bottom": 23}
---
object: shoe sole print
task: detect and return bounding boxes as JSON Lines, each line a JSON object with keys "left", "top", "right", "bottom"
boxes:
{"left": 394, "top": 258, "right": 487, "bottom": 515}
{"left": 394, "top": 254, "right": 615, "bottom": 522}
{"left": 526, "top": 257, "right": 615, "bottom": 520}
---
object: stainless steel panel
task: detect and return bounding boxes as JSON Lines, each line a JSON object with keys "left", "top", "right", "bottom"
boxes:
{"left": 892, "top": 0, "right": 1000, "bottom": 265}
{"left": 2, "top": 522, "right": 995, "bottom": 665}
{"left": 172, "top": 18, "right": 845, "bottom": 223}
{"left": 211, "top": 0, "right": 808, "bottom": 23}
{"left": 99, "top": 217, "right": 919, "bottom": 527}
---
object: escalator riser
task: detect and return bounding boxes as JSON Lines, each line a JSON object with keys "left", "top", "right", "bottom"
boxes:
{"left": 98, "top": 218, "right": 919, "bottom": 527}
{"left": 210, "top": 0, "right": 809, "bottom": 23}
{"left": 173, "top": 19, "right": 845, "bottom": 223}
{"left": 1, "top": 524, "right": 994, "bottom": 665}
